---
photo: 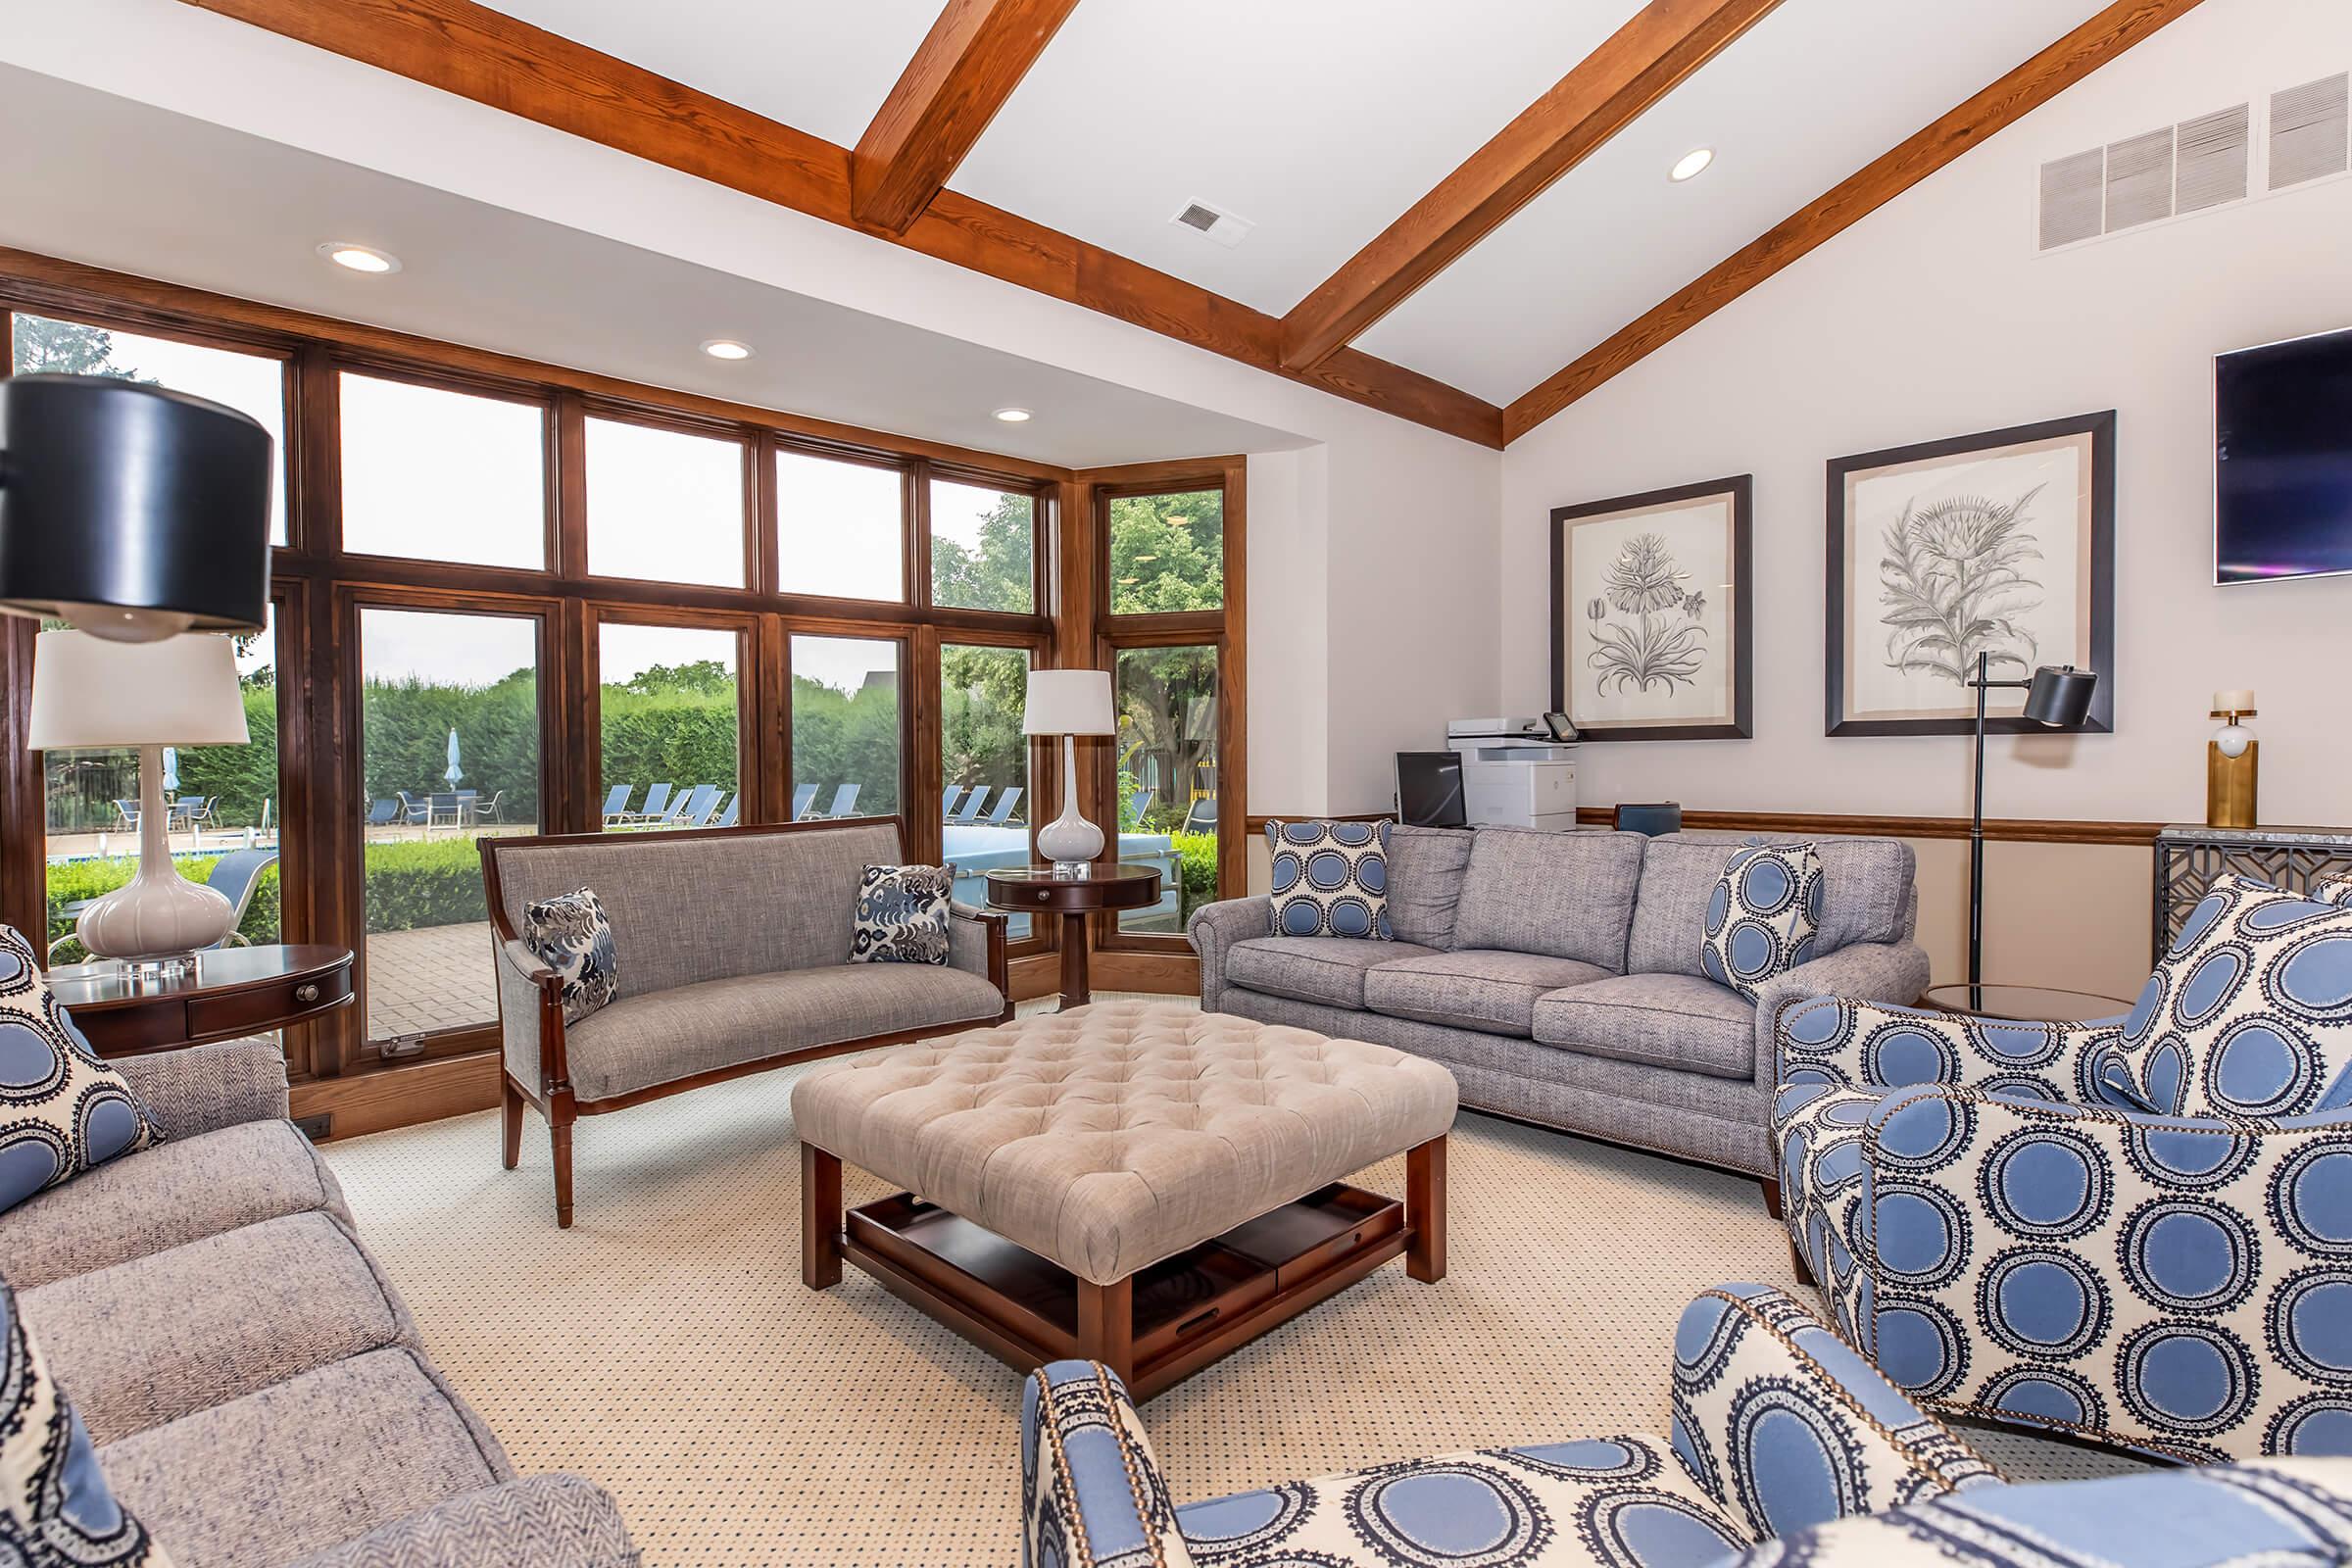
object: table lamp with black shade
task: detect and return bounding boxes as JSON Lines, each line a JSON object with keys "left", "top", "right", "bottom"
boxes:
{"left": 1965, "top": 653, "right": 2100, "bottom": 996}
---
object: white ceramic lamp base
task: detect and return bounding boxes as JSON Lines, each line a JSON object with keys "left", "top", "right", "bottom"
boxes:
{"left": 77, "top": 744, "right": 235, "bottom": 971}
{"left": 1038, "top": 732, "right": 1104, "bottom": 877}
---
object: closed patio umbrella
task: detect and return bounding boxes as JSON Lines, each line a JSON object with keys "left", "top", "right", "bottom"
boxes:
{"left": 161, "top": 746, "right": 180, "bottom": 793}
{"left": 444, "top": 728, "right": 463, "bottom": 787}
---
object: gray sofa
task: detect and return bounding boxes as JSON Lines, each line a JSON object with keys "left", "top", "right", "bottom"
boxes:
{"left": 483, "top": 817, "right": 1011, "bottom": 1226}
{"left": 1190, "top": 825, "right": 1928, "bottom": 1184}
{"left": 9, "top": 1038, "right": 635, "bottom": 1567}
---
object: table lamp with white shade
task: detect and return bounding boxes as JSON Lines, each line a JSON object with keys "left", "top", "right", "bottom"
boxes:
{"left": 29, "top": 630, "right": 250, "bottom": 973}
{"left": 1023, "top": 668, "right": 1115, "bottom": 878}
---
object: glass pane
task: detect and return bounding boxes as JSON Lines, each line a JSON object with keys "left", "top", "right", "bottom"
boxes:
{"left": 361, "top": 609, "right": 541, "bottom": 1041}
{"left": 941, "top": 644, "right": 1031, "bottom": 937}
{"left": 775, "top": 450, "right": 903, "bottom": 601}
{"left": 789, "top": 636, "right": 899, "bottom": 822}
{"left": 341, "top": 372, "right": 547, "bottom": 569}
{"left": 41, "top": 614, "right": 282, "bottom": 965}
{"left": 1114, "top": 645, "right": 1218, "bottom": 932}
{"left": 586, "top": 417, "right": 746, "bottom": 587}
{"left": 12, "top": 315, "right": 290, "bottom": 544}
{"left": 1108, "top": 488, "right": 1223, "bottom": 614}
{"left": 931, "top": 479, "right": 1034, "bottom": 613}
{"left": 599, "top": 624, "right": 741, "bottom": 832}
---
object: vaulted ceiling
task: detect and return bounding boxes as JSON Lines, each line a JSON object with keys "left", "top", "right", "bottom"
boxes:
{"left": 178, "top": 0, "right": 2209, "bottom": 447}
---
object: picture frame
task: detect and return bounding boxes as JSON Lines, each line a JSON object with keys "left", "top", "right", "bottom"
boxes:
{"left": 1826, "top": 412, "right": 2115, "bottom": 737}
{"left": 1550, "top": 476, "right": 1752, "bottom": 742}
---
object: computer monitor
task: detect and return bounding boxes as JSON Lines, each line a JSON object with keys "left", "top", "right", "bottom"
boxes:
{"left": 1396, "top": 752, "right": 1468, "bottom": 829}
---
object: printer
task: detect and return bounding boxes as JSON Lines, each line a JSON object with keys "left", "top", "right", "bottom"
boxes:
{"left": 1446, "top": 717, "right": 1579, "bottom": 831}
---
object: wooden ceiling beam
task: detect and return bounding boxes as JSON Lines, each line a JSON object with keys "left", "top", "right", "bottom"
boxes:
{"left": 854, "top": 0, "right": 1081, "bottom": 234}
{"left": 174, "top": 0, "right": 1502, "bottom": 447}
{"left": 1278, "top": 0, "right": 1787, "bottom": 373}
{"left": 1503, "top": 0, "right": 2213, "bottom": 443}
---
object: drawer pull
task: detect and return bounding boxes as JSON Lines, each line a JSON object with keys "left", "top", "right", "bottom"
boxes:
{"left": 1176, "top": 1306, "right": 1220, "bottom": 1338}
{"left": 1035, "top": 890, "right": 1051, "bottom": 904}
{"left": 293, "top": 982, "right": 320, "bottom": 1004}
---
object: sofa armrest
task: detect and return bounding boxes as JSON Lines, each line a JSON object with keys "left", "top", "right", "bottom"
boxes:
{"left": 111, "top": 1039, "right": 289, "bottom": 1138}
{"left": 1187, "top": 897, "right": 1269, "bottom": 1014}
{"left": 494, "top": 936, "right": 560, "bottom": 1097}
{"left": 1750, "top": 942, "right": 1931, "bottom": 1090}
{"left": 1022, "top": 1361, "right": 1195, "bottom": 1568}
{"left": 1671, "top": 1284, "right": 1997, "bottom": 1539}
{"left": 1775, "top": 992, "right": 2128, "bottom": 1102}
{"left": 280, "top": 1475, "right": 639, "bottom": 1568}
{"left": 948, "top": 903, "right": 1011, "bottom": 1017}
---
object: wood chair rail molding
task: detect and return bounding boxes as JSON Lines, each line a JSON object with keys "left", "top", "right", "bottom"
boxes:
{"left": 1503, "top": 0, "right": 2214, "bottom": 441}
{"left": 1572, "top": 807, "right": 2164, "bottom": 849}
{"left": 1278, "top": 0, "right": 1786, "bottom": 372}
{"left": 174, "top": 0, "right": 1506, "bottom": 449}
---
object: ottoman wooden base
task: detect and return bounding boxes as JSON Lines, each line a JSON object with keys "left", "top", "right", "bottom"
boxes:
{"left": 802, "top": 1136, "right": 1446, "bottom": 1400}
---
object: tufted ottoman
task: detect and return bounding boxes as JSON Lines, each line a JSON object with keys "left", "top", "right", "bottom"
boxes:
{"left": 792, "top": 1000, "right": 1457, "bottom": 1398}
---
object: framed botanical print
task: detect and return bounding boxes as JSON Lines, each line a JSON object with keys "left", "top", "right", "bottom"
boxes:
{"left": 1550, "top": 476, "right": 1751, "bottom": 741}
{"left": 1826, "top": 412, "right": 2115, "bottom": 737}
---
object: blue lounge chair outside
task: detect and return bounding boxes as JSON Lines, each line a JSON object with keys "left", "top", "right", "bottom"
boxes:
{"left": 397, "top": 790, "right": 432, "bottom": 826}
{"left": 366, "top": 799, "right": 399, "bottom": 829}
{"left": 672, "top": 785, "right": 723, "bottom": 827}
{"left": 635, "top": 783, "right": 674, "bottom": 824}
{"left": 112, "top": 799, "right": 141, "bottom": 831}
{"left": 821, "top": 783, "right": 860, "bottom": 818}
{"left": 50, "top": 848, "right": 280, "bottom": 963}
{"left": 954, "top": 786, "right": 992, "bottom": 824}
{"left": 983, "top": 787, "right": 1022, "bottom": 827}
{"left": 712, "top": 792, "right": 740, "bottom": 828}
{"left": 1128, "top": 787, "right": 1155, "bottom": 823}
{"left": 791, "top": 783, "right": 820, "bottom": 820}
{"left": 943, "top": 786, "right": 968, "bottom": 818}
{"left": 601, "top": 785, "right": 633, "bottom": 825}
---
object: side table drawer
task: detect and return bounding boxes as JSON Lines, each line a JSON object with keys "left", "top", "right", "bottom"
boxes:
{"left": 187, "top": 965, "right": 353, "bottom": 1040}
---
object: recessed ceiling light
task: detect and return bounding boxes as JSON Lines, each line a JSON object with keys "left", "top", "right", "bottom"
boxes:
{"left": 1669, "top": 147, "right": 1716, "bottom": 183}
{"left": 318, "top": 242, "right": 400, "bottom": 274}
{"left": 993, "top": 407, "right": 1034, "bottom": 423}
{"left": 700, "top": 339, "right": 754, "bottom": 361}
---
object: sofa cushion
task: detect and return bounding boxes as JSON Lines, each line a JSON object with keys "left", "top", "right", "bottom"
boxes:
{"left": 1533, "top": 972, "right": 1758, "bottom": 1079}
{"left": 1265, "top": 821, "right": 1392, "bottom": 940}
{"left": 1385, "top": 825, "right": 1474, "bottom": 950}
{"left": 1448, "top": 828, "right": 1646, "bottom": 971}
{"left": 24, "top": 1210, "right": 414, "bottom": 1446}
{"left": 0, "top": 1119, "right": 345, "bottom": 1291}
{"left": 101, "top": 1347, "right": 511, "bottom": 1568}
{"left": 564, "top": 963, "right": 1005, "bottom": 1101}
{"left": 849, "top": 864, "right": 954, "bottom": 965}
{"left": 1364, "top": 950, "right": 1611, "bottom": 1037}
{"left": 0, "top": 1273, "right": 165, "bottom": 1566}
{"left": 279, "top": 1476, "right": 640, "bottom": 1568}
{"left": 1701, "top": 842, "right": 1825, "bottom": 999}
{"left": 0, "top": 925, "right": 159, "bottom": 1215}
{"left": 1225, "top": 938, "right": 1440, "bottom": 1010}
{"left": 1628, "top": 834, "right": 1915, "bottom": 978}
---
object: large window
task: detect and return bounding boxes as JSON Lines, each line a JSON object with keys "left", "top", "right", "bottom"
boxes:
{"left": 775, "top": 450, "right": 903, "bottom": 602}
{"left": 586, "top": 416, "right": 745, "bottom": 587}
{"left": 359, "top": 608, "right": 541, "bottom": 1044}
{"left": 1108, "top": 488, "right": 1223, "bottom": 614}
{"left": 789, "top": 636, "right": 900, "bottom": 821}
{"left": 599, "top": 622, "right": 742, "bottom": 831}
{"left": 941, "top": 643, "right": 1033, "bottom": 936}
{"left": 341, "top": 373, "right": 547, "bottom": 568}
{"left": 932, "top": 478, "right": 1035, "bottom": 613}
{"left": 1114, "top": 646, "right": 1218, "bottom": 933}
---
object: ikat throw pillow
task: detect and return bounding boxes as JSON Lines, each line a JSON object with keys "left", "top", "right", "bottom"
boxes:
{"left": 0, "top": 1271, "right": 169, "bottom": 1564}
{"left": 1265, "top": 820, "right": 1392, "bottom": 940}
{"left": 0, "top": 926, "right": 158, "bottom": 1217}
{"left": 1700, "top": 841, "right": 1824, "bottom": 1000}
{"left": 523, "top": 888, "right": 619, "bottom": 1025}
{"left": 850, "top": 865, "right": 955, "bottom": 965}
{"left": 2107, "top": 876, "right": 2352, "bottom": 1117}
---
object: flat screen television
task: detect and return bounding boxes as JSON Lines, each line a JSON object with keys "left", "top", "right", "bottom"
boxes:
{"left": 2217, "top": 325, "right": 2352, "bottom": 584}
{"left": 1396, "top": 751, "right": 1467, "bottom": 829}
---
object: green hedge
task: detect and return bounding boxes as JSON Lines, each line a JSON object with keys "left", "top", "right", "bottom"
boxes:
{"left": 1171, "top": 830, "right": 1218, "bottom": 918}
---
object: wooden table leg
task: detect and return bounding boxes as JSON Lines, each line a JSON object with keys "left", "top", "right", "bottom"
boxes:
{"left": 1076, "top": 1275, "right": 1134, "bottom": 1383}
{"left": 1406, "top": 1135, "right": 1446, "bottom": 1283}
{"left": 802, "top": 1143, "right": 842, "bottom": 1290}
{"left": 1058, "top": 909, "right": 1092, "bottom": 1010}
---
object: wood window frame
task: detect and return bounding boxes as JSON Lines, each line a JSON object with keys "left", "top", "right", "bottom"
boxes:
{"left": 583, "top": 604, "right": 764, "bottom": 830}
{"left": 930, "top": 626, "right": 1054, "bottom": 960}
{"left": 574, "top": 399, "right": 760, "bottom": 592}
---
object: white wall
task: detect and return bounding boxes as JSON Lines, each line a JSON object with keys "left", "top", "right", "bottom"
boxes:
{"left": 1501, "top": 0, "right": 2352, "bottom": 828}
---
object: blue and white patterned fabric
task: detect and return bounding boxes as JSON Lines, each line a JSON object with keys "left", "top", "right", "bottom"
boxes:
{"left": 1022, "top": 1284, "right": 1997, "bottom": 1568}
{"left": 2106, "top": 877, "right": 2352, "bottom": 1118}
{"left": 2317, "top": 877, "right": 2352, "bottom": 908}
{"left": 0, "top": 926, "right": 157, "bottom": 1217}
{"left": 1702, "top": 844, "right": 1824, "bottom": 1001}
{"left": 0, "top": 1271, "right": 169, "bottom": 1564}
{"left": 1265, "top": 820, "right": 1392, "bottom": 941}
{"left": 522, "top": 887, "right": 619, "bottom": 1023}
{"left": 849, "top": 864, "right": 955, "bottom": 965}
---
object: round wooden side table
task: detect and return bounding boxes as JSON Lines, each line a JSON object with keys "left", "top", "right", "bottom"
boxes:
{"left": 1919, "top": 983, "right": 2133, "bottom": 1022}
{"left": 983, "top": 864, "right": 1164, "bottom": 1011}
{"left": 45, "top": 944, "right": 356, "bottom": 1056}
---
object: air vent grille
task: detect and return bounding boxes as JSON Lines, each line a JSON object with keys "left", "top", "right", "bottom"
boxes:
{"left": 2176, "top": 104, "right": 2252, "bottom": 213}
{"left": 1175, "top": 203, "right": 1220, "bottom": 232}
{"left": 2038, "top": 149, "right": 2105, "bottom": 250}
{"left": 2037, "top": 98, "right": 2257, "bottom": 252}
{"left": 2105, "top": 125, "right": 2176, "bottom": 230}
{"left": 2271, "top": 72, "right": 2350, "bottom": 189}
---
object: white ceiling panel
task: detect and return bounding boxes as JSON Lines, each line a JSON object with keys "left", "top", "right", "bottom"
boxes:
{"left": 1357, "top": 0, "right": 2118, "bottom": 404}
{"left": 473, "top": 0, "right": 943, "bottom": 148}
{"left": 954, "top": 0, "right": 1651, "bottom": 317}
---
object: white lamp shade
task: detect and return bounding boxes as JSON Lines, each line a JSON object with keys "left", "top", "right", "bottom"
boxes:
{"left": 1023, "top": 668, "right": 1114, "bottom": 736}
{"left": 28, "top": 630, "right": 251, "bottom": 750}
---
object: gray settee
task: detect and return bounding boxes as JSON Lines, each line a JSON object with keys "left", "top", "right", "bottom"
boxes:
{"left": 9, "top": 1038, "right": 636, "bottom": 1566}
{"left": 483, "top": 817, "right": 1012, "bottom": 1226}
{"left": 1190, "top": 825, "right": 1927, "bottom": 1185}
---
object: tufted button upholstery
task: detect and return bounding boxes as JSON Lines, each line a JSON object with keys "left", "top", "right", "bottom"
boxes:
{"left": 792, "top": 1000, "right": 1458, "bottom": 1284}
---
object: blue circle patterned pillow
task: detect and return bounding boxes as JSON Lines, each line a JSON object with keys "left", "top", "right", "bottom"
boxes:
{"left": 1265, "top": 820, "right": 1392, "bottom": 942}
{"left": 1700, "top": 842, "right": 1825, "bottom": 1000}
{"left": 0, "top": 926, "right": 159, "bottom": 1218}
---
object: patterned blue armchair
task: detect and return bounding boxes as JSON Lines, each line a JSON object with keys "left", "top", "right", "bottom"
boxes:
{"left": 1020, "top": 1282, "right": 2352, "bottom": 1567}
{"left": 1773, "top": 876, "right": 2352, "bottom": 1464}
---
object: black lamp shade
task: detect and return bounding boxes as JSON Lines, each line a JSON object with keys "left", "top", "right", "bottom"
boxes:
{"left": 2023, "top": 664, "right": 2098, "bottom": 728}
{"left": 0, "top": 374, "right": 272, "bottom": 639}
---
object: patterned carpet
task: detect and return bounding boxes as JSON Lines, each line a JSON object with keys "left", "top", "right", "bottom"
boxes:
{"left": 321, "top": 997, "right": 2132, "bottom": 1567}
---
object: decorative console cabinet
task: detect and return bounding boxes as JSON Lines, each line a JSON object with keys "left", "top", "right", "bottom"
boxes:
{"left": 2153, "top": 824, "right": 2352, "bottom": 961}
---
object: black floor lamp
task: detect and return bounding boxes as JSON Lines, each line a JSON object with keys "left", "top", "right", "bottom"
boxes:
{"left": 1966, "top": 653, "right": 2099, "bottom": 997}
